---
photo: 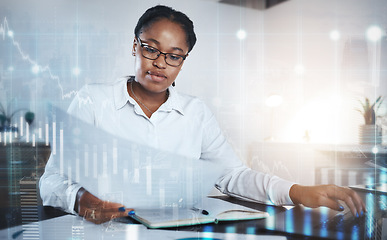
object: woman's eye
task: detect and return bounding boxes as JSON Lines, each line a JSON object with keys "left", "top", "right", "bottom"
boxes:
{"left": 168, "top": 54, "right": 182, "bottom": 61}
{"left": 144, "top": 46, "right": 158, "bottom": 54}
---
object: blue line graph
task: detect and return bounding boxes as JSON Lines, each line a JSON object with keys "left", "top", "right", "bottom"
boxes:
{"left": 0, "top": 17, "right": 77, "bottom": 100}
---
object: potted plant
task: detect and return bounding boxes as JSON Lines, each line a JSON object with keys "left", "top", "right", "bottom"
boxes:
{"left": 356, "top": 96, "right": 384, "bottom": 145}
{"left": 0, "top": 102, "right": 34, "bottom": 138}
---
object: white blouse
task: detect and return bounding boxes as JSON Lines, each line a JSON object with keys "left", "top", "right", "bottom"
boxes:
{"left": 39, "top": 77, "right": 295, "bottom": 214}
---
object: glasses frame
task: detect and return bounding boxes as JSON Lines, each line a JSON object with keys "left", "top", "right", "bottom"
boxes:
{"left": 136, "top": 37, "right": 187, "bottom": 67}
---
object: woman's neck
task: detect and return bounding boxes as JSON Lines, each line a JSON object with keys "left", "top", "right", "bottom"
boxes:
{"left": 127, "top": 80, "right": 169, "bottom": 118}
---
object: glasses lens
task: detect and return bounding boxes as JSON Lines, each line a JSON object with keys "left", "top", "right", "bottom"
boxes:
{"left": 141, "top": 45, "right": 159, "bottom": 59}
{"left": 165, "top": 54, "right": 184, "bottom": 67}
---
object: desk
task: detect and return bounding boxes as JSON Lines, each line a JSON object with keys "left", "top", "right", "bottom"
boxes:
{"left": 0, "top": 214, "right": 290, "bottom": 240}
{"left": 1, "top": 194, "right": 384, "bottom": 240}
{"left": 0, "top": 197, "right": 306, "bottom": 240}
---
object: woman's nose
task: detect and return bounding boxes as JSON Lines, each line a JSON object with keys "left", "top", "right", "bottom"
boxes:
{"left": 152, "top": 53, "right": 167, "bottom": 68}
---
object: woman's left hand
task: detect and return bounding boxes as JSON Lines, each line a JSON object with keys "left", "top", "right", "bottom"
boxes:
{"left": 289, "top": 184, "right": 366, "bottom": 217}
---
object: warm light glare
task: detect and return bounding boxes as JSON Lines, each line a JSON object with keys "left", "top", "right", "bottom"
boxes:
{"left": 236, "top": 29, "right": 247, "bottom": 40}
{"left": 366, "top": 26, "right": 383, "bottom": 42}
{"left": 283, "top": 95, "right": 348, "bottom": 144}
{"left": 329, "top": 30, "right": 340, "bottom": 41}
{"left": 7, "top": 30, "right": 13, "bottom": 38}
{"left": 265, "top": 95, "right": 283, "bottom": 107}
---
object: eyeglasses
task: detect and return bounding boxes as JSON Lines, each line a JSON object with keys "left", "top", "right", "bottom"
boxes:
{"left": 137, "top": 37, "right": 187, "bottom": 67}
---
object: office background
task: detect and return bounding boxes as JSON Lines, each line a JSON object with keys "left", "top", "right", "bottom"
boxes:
{"left": 1, "top": 0, "right": 387, "bottom": 187}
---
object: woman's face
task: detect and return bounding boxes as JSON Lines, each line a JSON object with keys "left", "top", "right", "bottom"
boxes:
{"left": 132, "top": 18, "right": 189, "bottom": 94}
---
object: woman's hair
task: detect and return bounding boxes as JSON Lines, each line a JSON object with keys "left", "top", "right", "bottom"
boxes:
{"left": 134, "top": 5, "right": 197, "bottom": 53}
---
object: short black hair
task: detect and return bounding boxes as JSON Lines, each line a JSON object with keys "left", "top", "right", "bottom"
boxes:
{"left": 134, "top": 5, "right": 197, "bottom": 53}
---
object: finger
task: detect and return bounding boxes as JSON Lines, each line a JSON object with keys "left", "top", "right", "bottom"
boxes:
{"left": 342, "top": 187, "right": 366, "bottom": 216}
{"left": 99, "top": 209, "right": 135, "bottom": 223}
{"left": 82, "top": 202, "right": 135, "bottom": 224}
{"left": 362, "top": 198, "right": 367, "bottom": 212}
{"left": 98, "top": 205, "right": 135, "bottom": 221}
{"left": 99, "top": 202, "right": 135, "bottom": 218}
{"left": 99, "top": 202, "right": 128, "bottom": 213}
{"left": 101, "top": 208, "right": 135, "bottom": 219}
{"left": 326, "top": 186, "right": 358, "bottom": 217}
{"left": 107, "top": 209, "right": 134, "bottom": 222}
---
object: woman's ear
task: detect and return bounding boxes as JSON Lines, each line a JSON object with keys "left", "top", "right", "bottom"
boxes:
{"left": 132, "top": 37, "right": 137, "bottom": 56}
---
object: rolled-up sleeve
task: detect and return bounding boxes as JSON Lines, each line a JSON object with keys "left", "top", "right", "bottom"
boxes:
{"left": 39, "top": 154, "right": 82, "bottom": 214}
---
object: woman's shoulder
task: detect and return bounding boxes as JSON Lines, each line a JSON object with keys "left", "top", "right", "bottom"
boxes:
{"left": 81, "top": 77, "right": 127, "bottom": 90}
{"left": 175, "top": 90, "right": 206, "bottom": 107}
{"left": 174, "top": 90, "right": 214, "bottom": 118}
{"left": 77, "top": 77, "right": 127, "bottom": 97}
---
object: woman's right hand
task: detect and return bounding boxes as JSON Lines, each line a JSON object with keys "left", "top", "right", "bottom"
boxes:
{"left": 289, "top": 184, "right": 366, "bottom": 217}
{"left": 77, "top": 190, "right": 134, "bottom": 224}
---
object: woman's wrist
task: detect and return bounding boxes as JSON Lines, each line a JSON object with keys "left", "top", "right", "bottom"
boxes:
{"left": 74, "top": 187, "right": 87, "bottom": 214}
{"left": 289, "top": 184, "right": 302, "bottom": 205}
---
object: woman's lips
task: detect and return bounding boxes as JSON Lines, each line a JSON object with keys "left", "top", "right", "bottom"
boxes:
{"left": 147, "top": 71, "right": 167, "bottom": 82}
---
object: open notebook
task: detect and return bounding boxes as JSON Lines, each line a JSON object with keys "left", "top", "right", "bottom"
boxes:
{"left": 130, "top": 197, "right": 269, "bottom": 228}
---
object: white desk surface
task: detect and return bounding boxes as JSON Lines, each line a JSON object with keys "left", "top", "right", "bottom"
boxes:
{"left": 0, "top": 215, "right": 286, "bottom": 240}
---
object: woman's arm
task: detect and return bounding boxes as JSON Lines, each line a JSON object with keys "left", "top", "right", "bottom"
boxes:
{"left": 39, "top": 85, "right": 95, "bottom": 213}
{"left": 200, "top": 104, "right": 366, "bottom": 215}
{"left": 40, "top": 84, "right": 133, "bottom": 222}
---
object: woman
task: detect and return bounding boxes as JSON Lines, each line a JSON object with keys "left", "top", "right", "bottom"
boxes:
{"left": 40, "top": 5, "right": 365, "bottom": 224}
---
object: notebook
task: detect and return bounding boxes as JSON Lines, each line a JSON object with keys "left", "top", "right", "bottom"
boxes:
{"left": 130, "top": 197, "right": 269, "bottom": 228}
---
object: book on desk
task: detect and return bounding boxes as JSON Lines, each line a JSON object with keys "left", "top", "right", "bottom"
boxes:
{"left": 130, "top": 197, "right": 269, "bottom": 228}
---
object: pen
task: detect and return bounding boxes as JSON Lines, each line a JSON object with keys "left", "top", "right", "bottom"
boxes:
{"left": 12, "top": 230, "right": 24, "bottom": 239}
{"left": 191, "top": 207, "right": 209, "bottom": 215}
